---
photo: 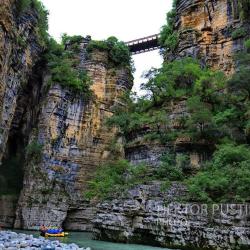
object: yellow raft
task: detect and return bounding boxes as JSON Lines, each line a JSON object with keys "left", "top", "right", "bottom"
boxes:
{"left": 45, "top": 232, "right": 69, "bottom": 237}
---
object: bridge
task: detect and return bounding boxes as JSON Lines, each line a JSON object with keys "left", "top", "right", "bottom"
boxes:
{"left": 125, "top": 34, "right": 160, "bottom": 55}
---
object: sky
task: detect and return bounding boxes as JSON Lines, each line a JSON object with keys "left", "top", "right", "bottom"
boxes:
{"left": 40, "top": 0, "right": 173, "bottom": 94}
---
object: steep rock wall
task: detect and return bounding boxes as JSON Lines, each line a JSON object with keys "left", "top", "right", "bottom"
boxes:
{"left": 0, "top": 0, "right": 44, "bottom": 227}
{"left": 0, "top": 0, "right": 43, "bottom": 162}
{"left": 93, "top": 1, "right": 250, "bottom": 249}
{"left": 14, "top": 42, "right": 132, "bottom": 229}
{"left": 93, "top": 183, "right": 250, "bottom": 250}
{"left": 126, "top": 0, "right": 250, "bottom": 170}
{"left": 0, "top": 195, "right": 18, "bottom": 228}
{"left": 168, "top": 0, "right": 250, "bottom": 74}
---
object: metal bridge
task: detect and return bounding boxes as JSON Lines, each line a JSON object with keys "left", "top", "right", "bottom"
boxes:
{"left": 125, "top": 34, "right": 160, "bottom": 55}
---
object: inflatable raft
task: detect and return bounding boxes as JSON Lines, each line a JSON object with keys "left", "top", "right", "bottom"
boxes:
{"left": 45, "top": 232, "right": 69, "bottom": 237}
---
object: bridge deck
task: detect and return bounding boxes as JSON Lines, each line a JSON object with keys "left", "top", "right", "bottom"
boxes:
{"left": 125, "top": 34, "right": 160, "bottom": 55}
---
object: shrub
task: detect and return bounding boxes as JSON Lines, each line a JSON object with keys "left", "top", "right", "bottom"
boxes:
{"left": 17, "top": 0, "right": 32, "bottom": 13}
{"left": 26, "top": 140, "right": 43, "bottom": 163}
{"left": 84, "top": 160, "right": 131, "bottom": 200}
{"left": 228, "top": 61, "right": 250, "bottom": 97}
{"left": 141, "top": 58, "right": 204, "bottom": 104}
{"left": 17, "top": 0, "right": 49, "bottom": 47}
{"left": 160, "top": 26, "right": 179, "bottom": 52}
{"left": 155, "top": 153, "right": 184, "bottom": 181}
{"left": 61, "top": 34, "right": 84, "bottom": 45}
{"left": 232, "top": 27, "right": 247, "bottom": 39}
{"left": 84, "top": 159, "right": 151, "bottom": 200}
{"left": 187, "top": 144, "right": 250, "bottom": 202}
{"left": 46, "top": 38, "right": 92, "bottom": 95}
{"left": 87, "top": 40, "right": 109, "bottom": 52}
{"left": 159, "top": 0, "right": 178, "bottom": 53}
{"left": 245, "top": 39, "right": 250, "bottom": 51}
{"left": 33, "top": 0, "right": 49, "bottom": 46}
{"left": 86, "top": 36, "right": 132, "bottom": 68}
{"left": 239, "top": 0, "right": 250, "bottom": 20}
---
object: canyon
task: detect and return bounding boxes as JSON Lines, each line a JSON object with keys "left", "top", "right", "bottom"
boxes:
{"left": 0, "top": 0, "right": 250, "bottom": 249}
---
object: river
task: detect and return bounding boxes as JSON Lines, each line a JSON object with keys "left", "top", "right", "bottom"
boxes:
{"left": 16, "top": 230, "right": 173, "bottom": 250}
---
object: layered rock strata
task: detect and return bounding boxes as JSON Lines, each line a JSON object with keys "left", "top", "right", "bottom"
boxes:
{"left": 14, "top": 41, "right": 132, "bottom": 229}
{"left": 168, "top": 0, "right": 250, "bottom": 75}
{"left": 93, "top": 1, "right": 250, "bottom": 249}
{"left": 0, "top": 0, "right": 44, "bottom": 227}
{"left": 93, "top": 183, "right": 250, "bottom": 250}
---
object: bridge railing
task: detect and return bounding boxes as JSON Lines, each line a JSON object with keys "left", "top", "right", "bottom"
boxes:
{"left": 125, "top": 34, "right": 160, "bottom": 46}
{"left": 125, "top": 34, "right": 160, "bottom": 54}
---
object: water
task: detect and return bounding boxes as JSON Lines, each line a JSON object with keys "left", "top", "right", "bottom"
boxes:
{"left": 17, "top": 230, "right": 171, "bottom": 250}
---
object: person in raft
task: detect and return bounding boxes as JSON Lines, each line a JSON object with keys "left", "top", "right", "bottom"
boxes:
{"left": 46, "top": 227, "right": 63, "bottom": 234}
{"left": 40, "top": 225, "right": 48, "bottom": 236}
{"left": 40, "top": 225, "right": 64, "bottom": 236}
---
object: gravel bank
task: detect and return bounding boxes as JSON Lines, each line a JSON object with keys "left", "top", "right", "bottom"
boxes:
{"left": 0, "top": 231, "right": 91, "bottom": 250}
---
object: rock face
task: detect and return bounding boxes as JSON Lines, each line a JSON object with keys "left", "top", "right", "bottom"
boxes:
{"left": 0, "top": 0, "right": 43, "bottom": 163}
{"left": 14, "top": 41, "right": 132, "bottom": 229}
{"left": 168, "top": 0, "right": 250, "bottom": 75}
{"left": 0, "top": 1, "right": 132, "bottom": 230}
{"left": 0, "top": 0, "right": 44, "bottom": 227}
{"left": 92, "top": 1, "right": 250, "bottom": 249}
{"left": 0, "top": 195, "right": 18, "bottom": 228}
{"left": 125, "top": 98, "right": 213, "bottom": 171}
{"left": 0, "top": 0, "right": 250, "bottom": 249}
{"left": 93, "top": 183, "right": 250, "bottom": 250}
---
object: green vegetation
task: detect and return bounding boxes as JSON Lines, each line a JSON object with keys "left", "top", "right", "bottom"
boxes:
{"left": 107, "top": 57, "right": 226, "bottom": 142}
{"left": 17, "top": 0, "right": 49, "bottom": 47}
{"left": 155, "top": 153, "right": 186, "bottom": 181}
{"left": 26, "top": 140, "right": 43, "bottom": 164}
{"left": 101, "top": 39, "right": 250, "bottom": 203}
{"left": 45, "top": 38, "right": 92, "bottom": 95}
{"left": 17, "top": 0, "right": 32, "bottom": 13}
{"left": 159, "top": 0, "right": 178, "bottom": 53}
{"left": 239, "top": 0, "right": 250, "bottom": 20}
{"left": 61, "top": 34, "right": 84, "bottom": 45}
{"left": 232, "top": 27, "right": 247, "bottom": 39}
{"left": 84, "top": 153, "right": 189, "bottom": 200}
{"left": 84, "top": 160, "right": 148, "bottom": 199}
{"left": 87, "top": 36, "right": 133, "bottom": 69}
{"left": 187, "top": 144, "right": 250, "bottom": 202}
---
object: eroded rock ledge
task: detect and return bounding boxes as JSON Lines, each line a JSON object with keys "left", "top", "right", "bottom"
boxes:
{"left": 93, "top": 183, "right": 250, "bottom": 250}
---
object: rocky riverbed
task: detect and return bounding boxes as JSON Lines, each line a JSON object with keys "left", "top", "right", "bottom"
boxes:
{"left": 0, "top": 231, "right": 90, "bottom": 250}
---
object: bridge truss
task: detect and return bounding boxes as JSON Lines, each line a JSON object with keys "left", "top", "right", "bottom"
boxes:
{"left": 125, "top": 34, "right": 160, "bottom": 55}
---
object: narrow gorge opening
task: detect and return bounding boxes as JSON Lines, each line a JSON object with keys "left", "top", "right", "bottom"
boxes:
{"left": 0, "top": 61, "right": 45, "bottom": 198}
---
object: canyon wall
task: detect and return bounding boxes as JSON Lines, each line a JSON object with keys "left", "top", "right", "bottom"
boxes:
{"left": 126, "top": 0, "right": 250, "bottom": 173}
{"left": 0, "top": 1, "right": 132, "bottom": 229}
{"left": 0, "top": 0, "right": 250, "bottom": 249}
{"left": 93, "top": 1, "right": 250, "bottom": 249}
{"left": 0, "top": 0, "right": 45, "bottom": 227}
{"left": 0, "top": 0, "right": 43, "bottom": 164}
{"left": 168, "top": 0, "right": 250, "bottom": 74}
{"left": 93, "top": 183, "right": 250, "bottom": 250}
{"left": 14, "top": 44, "right": 132, "bottom": 229}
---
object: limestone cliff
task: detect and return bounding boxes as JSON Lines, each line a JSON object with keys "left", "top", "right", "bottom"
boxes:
{"left": 13, "top": 41, "right": 132, "bottom": 229}
{"left": 92, "top": 1, "right": 250, "bottom": 249}
{"left": 168, "top": 0, "right": 250, "bottom": 74}
{"left": 0, "top": 0, "right": 45, "bottom": 227}
{"left": 126, "top": 0, "right": 250, "bottom": 171}
{"left": 0, "top": 0, "right": 250, "bottom": 249}
{"left": 0, "top": 0, "right": 44, "bottom": 163}
{"left": 0, "top": 1, "right": 132, "bottom": 229}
